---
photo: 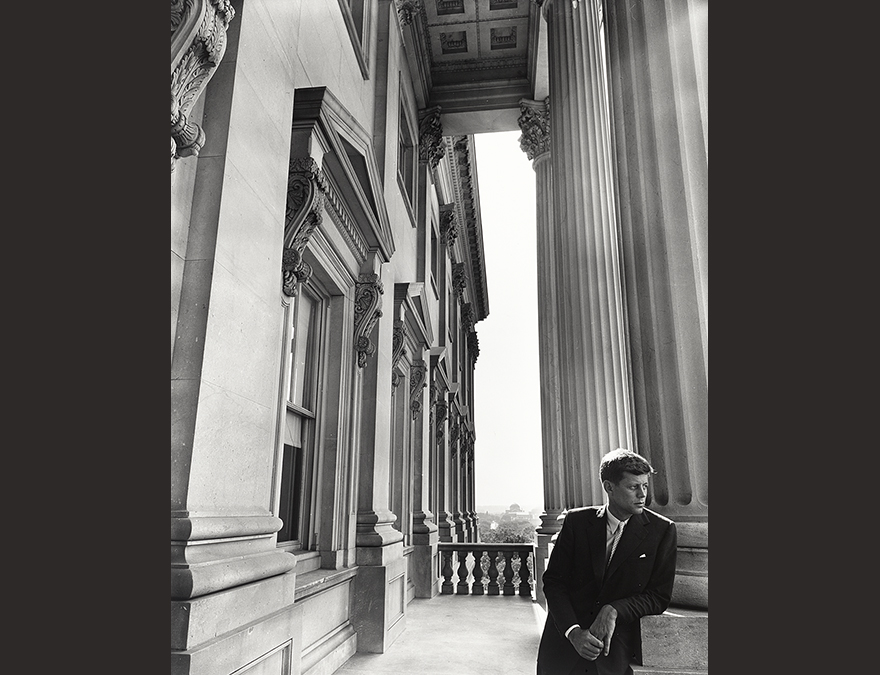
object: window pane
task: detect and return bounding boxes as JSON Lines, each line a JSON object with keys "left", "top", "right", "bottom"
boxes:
{"left": 277, "top": 443, "right": 304, "bottom": 543}
{"left": 289, "top": 292, "right": 317, "bottom": 407}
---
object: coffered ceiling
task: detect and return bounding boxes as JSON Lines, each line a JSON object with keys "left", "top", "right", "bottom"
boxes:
{"left": 401, "top": 0, "right": 548, "bottom": 134}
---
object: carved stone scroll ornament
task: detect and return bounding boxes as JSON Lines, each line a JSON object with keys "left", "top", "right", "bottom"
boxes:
{"left": 449, "top": 416, "right": 460, "bottom": 456}
{"left": 171, "top": 0, "right": 236, "bottom": 172}
{"left": 439, "top": 204, "right": 458, "bottom": 249}
{"left": 397, "top": 0, "right": 420, "bottom": 26}
{"left": 391, "top": 321, "right": 408, "bottom": 388}
{"left": 282, "top": 158, "right": 328, "bottom": 296}
{"left": 461, "top": 303, "right": 474, "bottom": 334}
{"left": 517, "top": 97, "right": 551, "bottom": 161}
{"left": 452, "top": 262, "right": 468, "bottom": 300}
{"left": 435, "top": 396, "right": 448, "bottom": 444}
{"left": 418, "top": 106, "right": 444, "bottom": 169}
{"left": 467, "top": 329, "right": 480, "bottom": 363}
{"left": 410, "top": 359, "right": 427, "bottom": 419}
{"left": 354, "top": 274, "right": 384, "bottom": 368}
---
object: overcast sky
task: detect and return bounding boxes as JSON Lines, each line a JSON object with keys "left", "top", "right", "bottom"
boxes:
{"left": 471, "top": 130, "right": 544, "bottom": 512}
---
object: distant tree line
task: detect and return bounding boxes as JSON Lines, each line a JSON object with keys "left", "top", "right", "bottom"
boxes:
{"left": 478, "top": 515, "right": 537, "bottom": 544}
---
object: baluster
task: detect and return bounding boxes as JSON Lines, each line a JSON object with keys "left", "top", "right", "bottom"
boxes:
{"left": 456, "top": 549, "right": 471, "bottom": 594}
{"left": 502, "top": 550, "right": 515, "bottom": 595}
{"left": 472, "top": 550, "right": 485, "bottom": 595}
{"left": 487, "top": 550, "right": 500, "bottom": 595}
{"left": 518, "top": 550, "right": 532, "bottom": 596}
{"left": 441, "top": 549, "right": 454, "bottom": 594}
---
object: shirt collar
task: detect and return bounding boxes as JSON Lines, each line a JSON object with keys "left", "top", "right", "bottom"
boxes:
{"left": 605, "top": 507, "right": 629, "bottom": 532}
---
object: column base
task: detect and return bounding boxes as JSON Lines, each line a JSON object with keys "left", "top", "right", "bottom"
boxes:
{"left": 351, "top": 540, "right": 407, "bottom": 653}
{"left": 671, "top": 522, "right": 708, "bottom": 610}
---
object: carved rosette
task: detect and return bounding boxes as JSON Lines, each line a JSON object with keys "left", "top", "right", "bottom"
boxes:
{"left": 452, "top": 262, "right": 468, "bottom": 300}
{"left": 171, "top": 0, "right": 236, "bottom": 171}
{"left": 354, "top": 274, "right": 384, "bottom": 368}
{"left": 397, "top": 0, "right": 420, "bottom": 26}
{"left": 418, "top": 106, "right": 444, "bottom": 169}
{"left": 439, "top": 204, "right": 458, "bottom": 249}
{"left": 282, "top": 158, "right": 328, "bottom": 296}
{"left": 391, "top": 320, "right": 408, "bottom": 387}
{"left": 410, "top": 359, "right": 427, "bottom": 419}
{"left": 517, "top": 97, "right": 551, "bottom": 161}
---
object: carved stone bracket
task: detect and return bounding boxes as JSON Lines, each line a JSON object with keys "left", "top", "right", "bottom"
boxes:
{"left": 449, "top": 416, "right": 460, "bottom": 456}
{"left": 418, "top": 106, "right": 444, "bottom": 169}
{"left": 282, "top": 158, "right": 329, "bottom": 296}
{"left": 435, "top": 394, "right": 448, "bottom": 444}
{"left": 461, "top": 303, "right": 474, "bottom": 333}
{"left": 410, "top": 359, "right": 427, "bottom": 419}
{"left": 467, "top": 329, "right": 480, "bottom": 363}
{"left": 439, "top": 204, "right": 458, "bottom": 249}
{"left": 354, "top": 273, "right": 384, "bottom": 368}
{"left": 397, "top": 0, "right": 420, "bottom": 26}
{"left": 517, "top": 97, "right": 551, "bottom": 161}
{"left": 391, "top": 320, "right": 408, "bottom": 387}
{"left": 452, "top": 262, "right": 468, "bottom": 300}
{"left": 171, "top": 0, "right": 236, "bottom": 172}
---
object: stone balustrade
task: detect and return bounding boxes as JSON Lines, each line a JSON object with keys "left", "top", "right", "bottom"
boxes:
{"left": 438, "top": 543, "right": 535, "bottom": 597}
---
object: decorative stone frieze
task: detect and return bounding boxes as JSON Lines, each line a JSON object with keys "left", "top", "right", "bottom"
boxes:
{"left": 354, "top": 273, "right": 384, "bottom": 368}
{"left": 439, "top": 204, "right": 458, "bottom": 249}
{"left": 452, "top": 262, "right": 467, "bottom": 300}
{"left": 418, "top": 106, "right": 444, "bottom": 169}
{"left": 391, "top": 320, "right": 408, "bottom": 387}
{"left": 170, "top": 0, "right": 236, "bottom": 172}
{"left": 282, "top": 158, "right": 329, "bottom": 297}
{"left": 517, "top": 97, "right": 551, "bottom": 161}
{"left": 410, "top": 359, "right": 427, "bottom": 419}
{"left": 397, "top": 0, "right": 420, "bottom": 26}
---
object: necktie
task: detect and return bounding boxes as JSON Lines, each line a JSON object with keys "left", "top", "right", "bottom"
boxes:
{"left": 605, "top": 523, "right": 623, "bottom": 571}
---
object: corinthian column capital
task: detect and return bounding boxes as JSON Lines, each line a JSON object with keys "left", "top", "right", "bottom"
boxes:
{"left": 517, "top": 98, "right": 551, "bottom": 161}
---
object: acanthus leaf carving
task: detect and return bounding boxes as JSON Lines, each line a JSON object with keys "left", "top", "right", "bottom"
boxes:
{"left": 282, "top": 158, "right": 328, "bottom": 297}
{"left": 410, "top": 359, "right": 427, "bottom": 419}
{"left": 467, "top": 329, "right": 480, "bottom": 363}
{"left": 439, "top": 204, "right": 458, "bottom": 249}
{"left": 397, "top": 0, "right": 420, "bottom": 26}
{"left": 517, "top": 97, "right": 551, "bottom": 161}
{"left": 391, "top": 320, "right": 408, "bottom": 388}
{"left": 452, "top": 262, "right": 468, "bottom": 300}
{"left": 418, "top": 106, "right": 444, "bottom": 169}
{"left": 354, "top": 273, "right": 384, "bottom": 368}
{"left": 171, "top": 0, "right": 236, "bottom": 171}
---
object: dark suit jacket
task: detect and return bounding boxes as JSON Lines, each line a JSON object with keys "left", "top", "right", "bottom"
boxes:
{"left": 536, "top": 506, "right": 677, "bottom": 675}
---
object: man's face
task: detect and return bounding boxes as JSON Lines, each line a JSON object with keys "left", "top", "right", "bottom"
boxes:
{"left": 604, "top": 471, "right": 649, "bottom": 520}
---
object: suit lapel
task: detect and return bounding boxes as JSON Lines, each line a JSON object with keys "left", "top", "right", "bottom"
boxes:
{"left": 604, "top": 511, "right": 649, "bottom": 582}
{"left": 589, "top": 507, "right": 608, "bottom": 583}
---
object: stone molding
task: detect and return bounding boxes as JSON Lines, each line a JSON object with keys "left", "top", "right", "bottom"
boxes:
{"left": 410, "top": 359, "right": 427, "bottom": 419}
{"left": 517, "top": 97, "right": 551, "bottom": 161}
{"left": 391, "top": 320, "right": 408, "bottom": 387}
{"left": 354, "top": 273, "right": 384, "bottom": 368}
{"left": 170, "top": 0, "right": 235, "bottom": 172}
{"left": 439, "top": 204, "right": 458, "bottom": 249}
{"left": 418, "top": 106, "right": 444, "bottom": 169}
{"left": 282, "top": 158, "right": 329, "bottom": 297}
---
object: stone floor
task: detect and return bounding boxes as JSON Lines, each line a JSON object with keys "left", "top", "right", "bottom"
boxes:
{"left": 337, "top": 593, "right": 546, "bottom": 675}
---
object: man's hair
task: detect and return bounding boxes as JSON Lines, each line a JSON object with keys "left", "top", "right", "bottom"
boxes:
{"left": 600, "top": 449, "right": 656, "bottom": 484}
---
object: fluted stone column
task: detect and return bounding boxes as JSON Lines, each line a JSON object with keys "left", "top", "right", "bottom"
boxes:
{"left": 517, "top": 97, "right": 563, "bottom": 608}
{"left": 542, "top": 0, "right": 636, "bottom": 508}
{"left": 605, "top": 0, "right": 708, "bottom": 610}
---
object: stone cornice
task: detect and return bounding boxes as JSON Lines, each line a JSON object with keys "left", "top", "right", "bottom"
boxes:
{"left": 354, "top": 273, "right": 384, "bottom": 368}
{"left": 171, "top": 0, "right": 235, "bottom": 172}
{"left": 418, "top": 106, "right": 444, "bottom": 169}
{"left": 517, "top": 97, "right": 551, "bottom": 161}
{"left": 282, "top": 158, "right": 328, "bottom": 297}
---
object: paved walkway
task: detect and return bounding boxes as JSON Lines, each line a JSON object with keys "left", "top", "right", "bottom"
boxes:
{"left": 338, "top": 593, "right": 546, "bottom": 675}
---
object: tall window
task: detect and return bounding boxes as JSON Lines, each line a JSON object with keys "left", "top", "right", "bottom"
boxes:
{"left": 278, "top": 287, "right": 323, "bottom": 546}
{"left": 337, "top": 1, "right": 372, "bottom": 78}
{"left": 398, "top": 97, "right": 417, "bottom": 219}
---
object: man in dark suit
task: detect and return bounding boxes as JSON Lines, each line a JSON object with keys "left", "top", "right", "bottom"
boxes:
{"left": 536, "top": 449, "right": 677, "bottom": 675}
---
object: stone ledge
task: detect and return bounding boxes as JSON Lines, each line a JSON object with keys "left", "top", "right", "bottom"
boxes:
{"left": 640, "top": 609, "right": 708, "bottom": 670}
